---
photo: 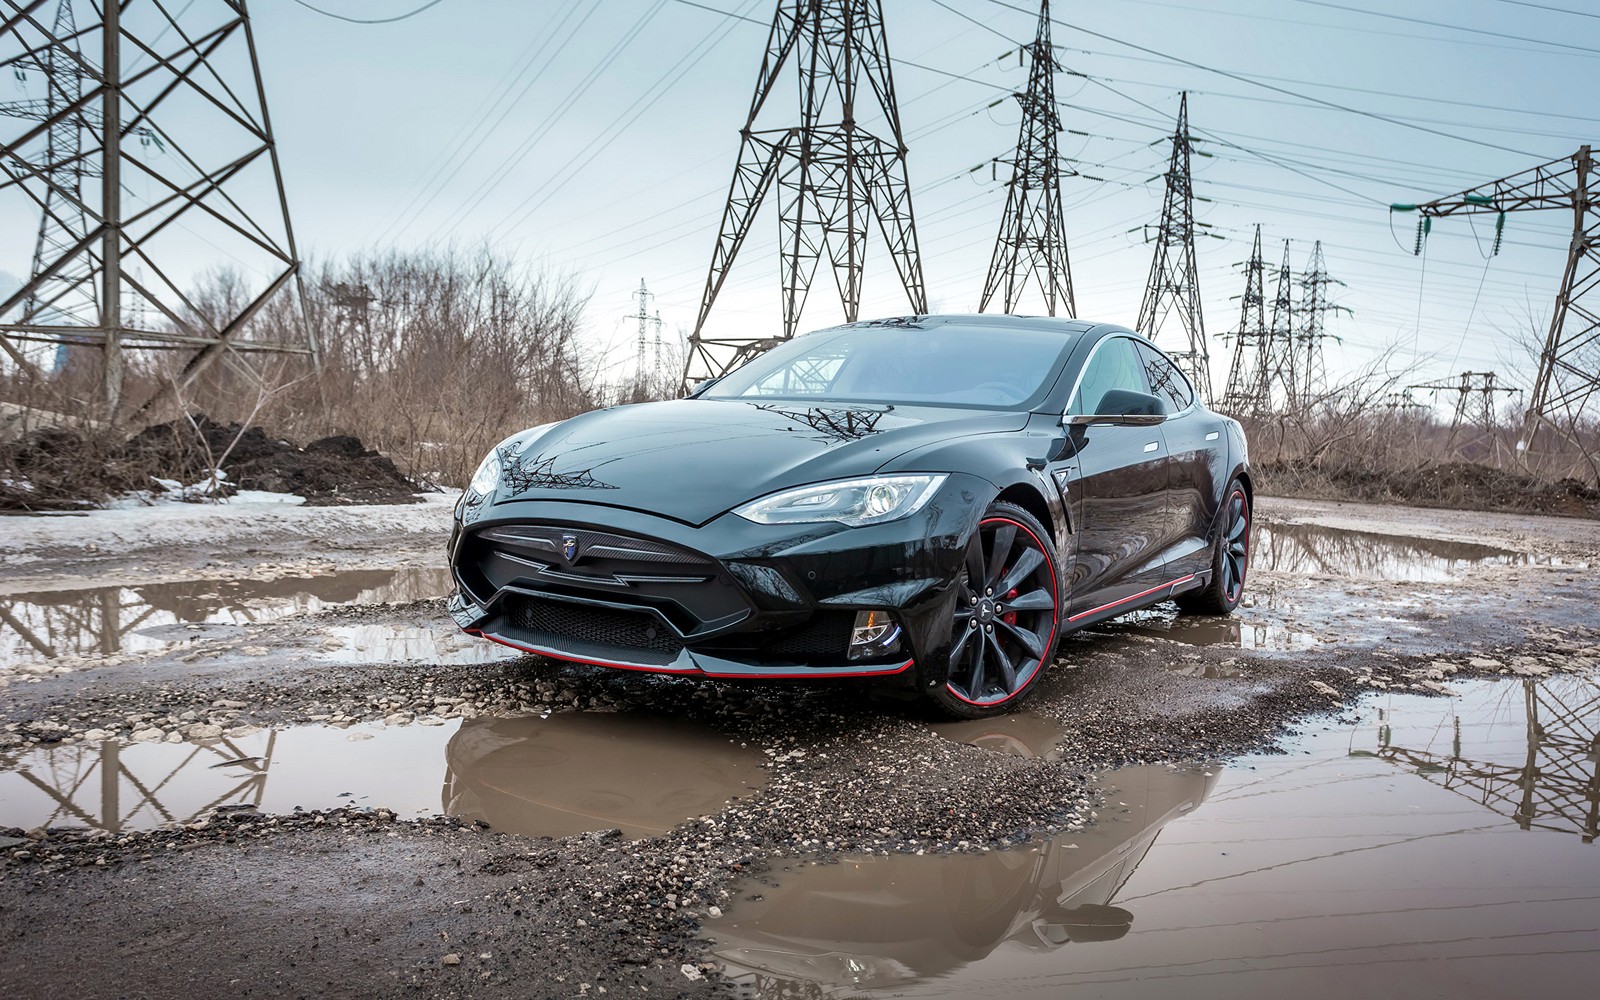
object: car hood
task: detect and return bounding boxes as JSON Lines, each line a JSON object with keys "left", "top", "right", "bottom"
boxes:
{"left": 491, "top": 398, "right": 1025, "bottom": 525}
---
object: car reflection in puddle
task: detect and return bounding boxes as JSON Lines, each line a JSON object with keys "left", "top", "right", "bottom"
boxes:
{"left": 714, "top": 765, "right": 1220, "bottom": 992}
{"left": 0, "top": 712, "right": 765, "bottom": 841}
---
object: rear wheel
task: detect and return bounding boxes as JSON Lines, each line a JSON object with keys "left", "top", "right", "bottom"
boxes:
{"left": 1176, "top": 480, "right": 1249, "bottom": 616}
{"left": 925, "top": 502, "right": 1061, "bottom": 720}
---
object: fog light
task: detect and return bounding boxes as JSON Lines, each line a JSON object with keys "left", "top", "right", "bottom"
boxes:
{"left": 849, "top": 610, "right": 902, "bottom": 661}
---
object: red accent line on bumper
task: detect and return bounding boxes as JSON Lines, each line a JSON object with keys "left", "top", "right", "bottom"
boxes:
{"left": 466, "top": 629, "right": 914, "bottom": 680}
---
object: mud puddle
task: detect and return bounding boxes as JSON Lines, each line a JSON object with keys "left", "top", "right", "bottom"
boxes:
{"left": 1253, "top": 522, "right": 1543, "bottom": 581}
{"left": 1098, "top": 603, "right": 1319, "bottom": 652}
{"left": 715, "top": 673, "right": 1600, "bottom": 997}
{"left": 0, "top": 711, "right": 765, "bottom": 840}
{"left": 0, "top": 567, "right": 452, "bottom": 669}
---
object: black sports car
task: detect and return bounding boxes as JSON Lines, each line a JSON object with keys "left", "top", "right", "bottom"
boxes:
{"left": 448, "top": 314, "right": 1251, "bottom": 718}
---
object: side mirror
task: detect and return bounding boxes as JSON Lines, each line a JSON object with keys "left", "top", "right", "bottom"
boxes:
{"left": 1065, "top": 388, "right": 1168, "bottom": 427}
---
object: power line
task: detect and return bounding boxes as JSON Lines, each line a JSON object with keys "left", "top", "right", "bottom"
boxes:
{"left": 1285, "top": 0, "right": 1600, "bottom": 57}
{"left": 975, "top": 0, "right": 1545, "bottom": 158}
{"left": 288, "top": 0, "right": 449, "bottom": 25}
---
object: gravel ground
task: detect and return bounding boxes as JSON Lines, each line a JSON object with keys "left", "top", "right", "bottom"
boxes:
{"left": 1, "top": 497, "right": 1596, "bottom": 999}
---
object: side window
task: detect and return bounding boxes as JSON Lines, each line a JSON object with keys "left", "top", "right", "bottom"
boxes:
{"left": 1068, "top": 338, "right": 1150, "bottom": 415}
{"left": 1135, "top": 342, "right": 1194, "bottom": 413}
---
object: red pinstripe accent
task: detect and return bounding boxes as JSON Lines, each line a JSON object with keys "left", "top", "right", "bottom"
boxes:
{"left": 1065, "top": 574, "right": 1197, "bottom": 623}
{"left": 466, "top": 629, "right": 914, "bottom": 680}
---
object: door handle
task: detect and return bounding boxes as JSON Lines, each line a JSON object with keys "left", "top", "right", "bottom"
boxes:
{"left": 1143, "top": 441, "right": 1159, "bottom": 453}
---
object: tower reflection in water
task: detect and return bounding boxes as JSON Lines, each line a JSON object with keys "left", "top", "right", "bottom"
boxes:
{"left": 1369, "top": 674, "right": 1600, "bottom": 843}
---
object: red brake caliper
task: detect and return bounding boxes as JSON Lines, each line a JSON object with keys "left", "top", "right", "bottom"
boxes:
{"left": 1002, "top": 587, "right": 1019, "bottom": 625}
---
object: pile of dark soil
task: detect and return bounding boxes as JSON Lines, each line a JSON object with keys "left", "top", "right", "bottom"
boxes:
{"left": 1, "top": 415, "right": 423, "bottom": 512}
{"left": 1258, "top": 459, "right": 1600, "bottom": 519}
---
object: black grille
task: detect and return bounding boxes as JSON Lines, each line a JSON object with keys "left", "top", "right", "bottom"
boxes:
{"left": 762, "top": 611, "right": 856, "bottom": 657}
{"left": 507, "top": 598, "right": 684, "bottom": 656}
{"left": 460, "top": 523, "right": 748, "bottom": 632}
{"left": 695, "top": 610, "right": 859, "bottom": 663}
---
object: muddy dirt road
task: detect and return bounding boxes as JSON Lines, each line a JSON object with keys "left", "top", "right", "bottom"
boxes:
{"left": 1, "top": 496, "right": 1597, "bottom": 999}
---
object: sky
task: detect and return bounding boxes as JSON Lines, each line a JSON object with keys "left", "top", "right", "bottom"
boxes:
{"left": 3, "top": 0, "right": 1596, "bottom": 404}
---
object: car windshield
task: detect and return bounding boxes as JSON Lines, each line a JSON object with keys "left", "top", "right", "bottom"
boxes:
{"left": 698, "top": 323, "right": 1075, "bottom": 409}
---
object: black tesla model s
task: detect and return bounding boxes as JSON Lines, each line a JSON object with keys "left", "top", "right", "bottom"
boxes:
{"left": 449, "top": 314, "right": 1251, "bottom": 718}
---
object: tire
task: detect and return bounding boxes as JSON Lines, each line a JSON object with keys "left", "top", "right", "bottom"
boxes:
{"left": 1176, "top": 479, "right": 1250, "bottom": 616}
{"left": 924, "top": 501, "right": 1062, "bottom": 720}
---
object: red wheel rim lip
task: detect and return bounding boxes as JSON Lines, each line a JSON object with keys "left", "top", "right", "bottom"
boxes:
{"left": 945, "top": 515, "right": 1060, "bottom": 708}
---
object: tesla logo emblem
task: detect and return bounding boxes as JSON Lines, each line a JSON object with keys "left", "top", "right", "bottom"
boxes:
{"left": 561, "top": 534, "right": 579, "bottom": 561}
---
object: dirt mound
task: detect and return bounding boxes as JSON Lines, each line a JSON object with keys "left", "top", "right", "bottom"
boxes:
{"left": 1258, "top": 460, "right": 1600, "bottom": 519}
{"left": 2, "top": 416, "right": 424, "bottom": 512}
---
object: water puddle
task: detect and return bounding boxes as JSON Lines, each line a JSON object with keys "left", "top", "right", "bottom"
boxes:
{"left": 931, "top": 712, "right": 1067, "bottom": 760}
{"left": 0, "top": 568, "right": 453, "bottom": 669}
{"left": 717, "top": 673, "right": 1600, "bottom": 997}
{"left": 1098, "top": 604, "right": 1319, "bottom": 652}
{"left": 315, "top": 623, "right": 520, "bottom": 666}
{"left": 1253, "top": 522, "right": 1531, "bottom": 581}
{"left": 0, "top": 711, "right": 765, "bottom": 840}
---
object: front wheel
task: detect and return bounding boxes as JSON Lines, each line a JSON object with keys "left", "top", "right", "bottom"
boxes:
{"left": 1176, "top": 480, "right": 1249, "bottom": 616}
{"left": 924, "top": 502, "right": 1061, "bottom": 720}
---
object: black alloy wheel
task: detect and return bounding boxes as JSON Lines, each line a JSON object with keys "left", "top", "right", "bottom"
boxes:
{"left": 931, "top": 501, "right": 1061, "bottom": 718}
{"left": 1178, "top": 480, "right": 1250, "bottom": 615}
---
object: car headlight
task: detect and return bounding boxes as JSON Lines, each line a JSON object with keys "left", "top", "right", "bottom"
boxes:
{"left": 733, "top": 474, "right": 947, "bottom": 527}
{"left": 467, "top": 449, "right": 502, "bottom": 497}
{"left": 466, "top": 424, "right": 556, "bottom": 499}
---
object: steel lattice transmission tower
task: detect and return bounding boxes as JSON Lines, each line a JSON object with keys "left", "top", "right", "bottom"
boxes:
{"left": 1398, "top": 146, "right": 1600, "bottom": 445}
{"left": 681, "top": 0, "right": 927, "bottom": 392}
{"left": 1408, "top": 370, "right": 1520, "bottom": 454}
{"left": 1219, "top": 224, "right": 1267, "bottom": 414}
{"left": 1295, "top": 241, "right": 1347, "bottom": 403}
{"left": 978, "top": 0, "right": 1073, "bottom": 317}
{"left": 0, "top": 0, "right": 313, "bottom": 420}
{"left": 1261, "top": 238, "right": 1297, "bottom": 409}
{"left": 5, "top": 0, "right": 95, "bottom": 349}
{"left": 1137, "top": 92, "right": 1209, "bottom": 396}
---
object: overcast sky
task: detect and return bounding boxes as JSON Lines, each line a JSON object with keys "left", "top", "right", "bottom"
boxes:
{"left": 5, "top": 0, "right": 1596, "bottom": 402}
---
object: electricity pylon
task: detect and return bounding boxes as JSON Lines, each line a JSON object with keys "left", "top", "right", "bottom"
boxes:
{"left": 681, "top": 0, "right": 927, "bottom": 392}
{"left": 1295, "top": 241, "right": 1347, "bottom": 403}
{"left": 3, "top": 0, "right": 96, "bottom": 358}
{"left": 1396, "top": 146, "right": 1600, "bottom": 445}
{"left": 1219, "top": 224, "right": 1267, "bottom": 415}
{"left": 1262, "top": 238, "right": 1297, "bottom": 409}
{"left": 626, "top": 278, "right": 660, "bottom": 384}
{"left": 978, "top": 0, "right": 1073, "bottom": 317}
{"left": 1408, "top": 370, "right": 1521, "bottom": 456}
{"left": 1137, "top": 92, "right": 1209, "bottom": 397}
{"left": 0, "top": 0, "right": 313, "bottom": 421}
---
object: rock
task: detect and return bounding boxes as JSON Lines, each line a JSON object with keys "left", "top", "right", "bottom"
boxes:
{"left": 680, "top": 964, "right": 703, "bottom": 982}
{"left": 185, "top": 723, "right": 224, "bottom": 741}
{"left": 707, "top": 906, "right": 722, "bottom": 918}
{"left": 131, "top": 728, "right": 164, "bottom": 742}
{"left": 81, "top": 729, "right": 112, "bottom": 742}
{"left": 165, "top": 731, "right": 184, "bottom": 743}
{"left": 441, "top": 953, "right": 461, "bottom": 966}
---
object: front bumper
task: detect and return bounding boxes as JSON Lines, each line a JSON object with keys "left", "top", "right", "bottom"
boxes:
{"left": 447, "top": 474, "right": 991, "bottom": 683}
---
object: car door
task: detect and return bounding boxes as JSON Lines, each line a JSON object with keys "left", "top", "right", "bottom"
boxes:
{"left": 1134, "top": 341, "right": 1216, "bottom": 579}
{"left": 1055, "top": 336, "right": 1172, "bottom": 619}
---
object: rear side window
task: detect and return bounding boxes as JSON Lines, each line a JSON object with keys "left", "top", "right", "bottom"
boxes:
{"left": 1135, "top": 342, "right": 1194, "bottom": 413}
{"left": 1068, "top": 337, "right": 1149, "bottom": 415}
